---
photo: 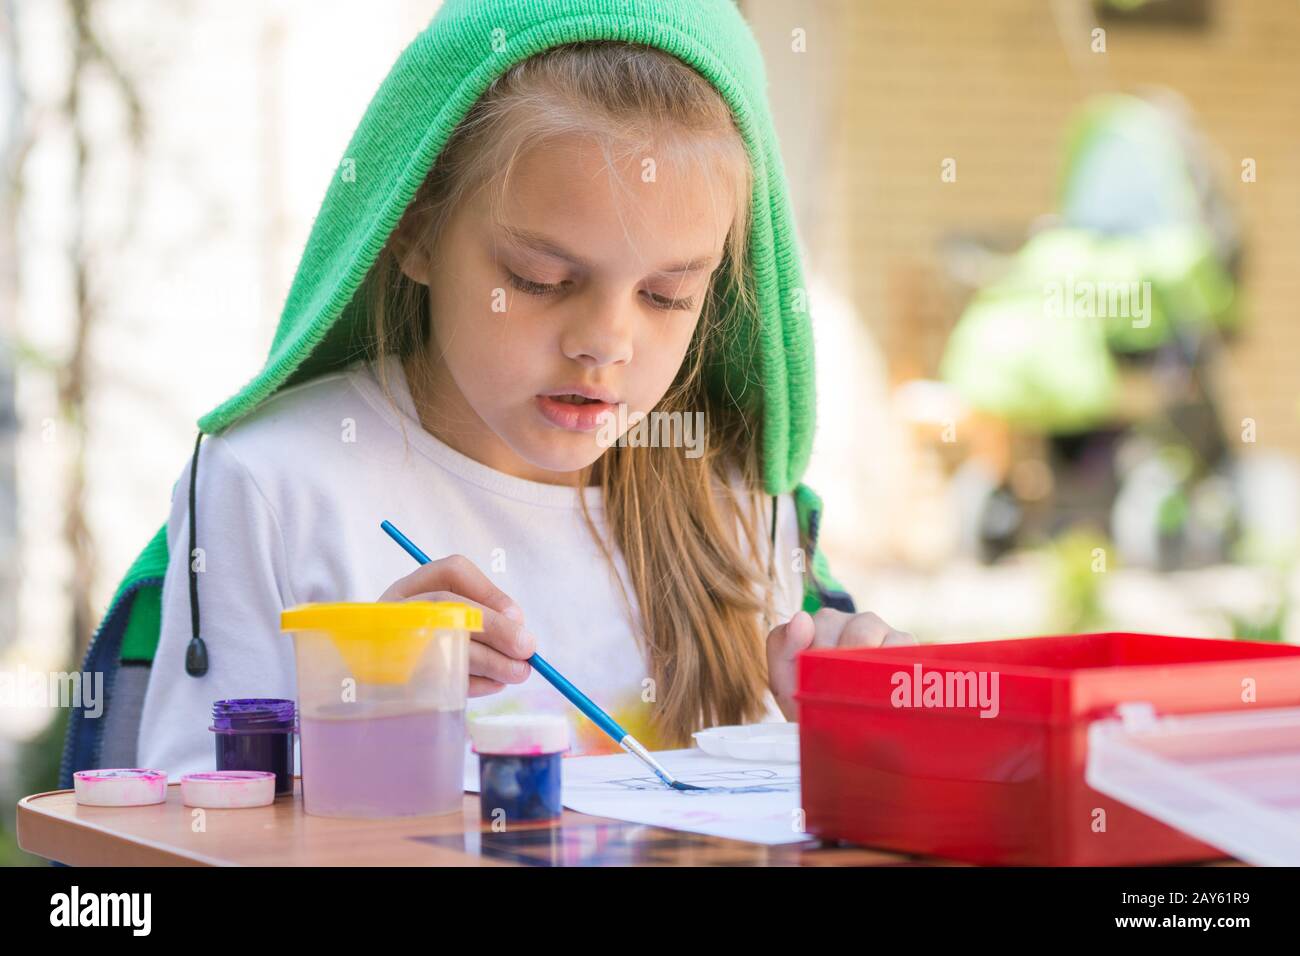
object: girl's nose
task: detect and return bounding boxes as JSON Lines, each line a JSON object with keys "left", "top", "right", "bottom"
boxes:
{"left": 559, "top": 299, "right": 634, "bottom": 367}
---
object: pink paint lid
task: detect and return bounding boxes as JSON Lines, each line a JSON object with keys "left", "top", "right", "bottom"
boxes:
{"left": 73, "top": 769, "right": 168, "bottom": 806}
{"left": 73, "top": 769, "right": 166, "bottom": 782}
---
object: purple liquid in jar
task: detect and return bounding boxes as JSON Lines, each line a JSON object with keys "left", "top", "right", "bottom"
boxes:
{"left": 299, "top": 704, "right": 466, "bottom": 818}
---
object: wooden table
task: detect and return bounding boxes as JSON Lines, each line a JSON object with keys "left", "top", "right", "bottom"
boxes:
{"left": 17, "top": 778, "right": 956, "bottom": 867}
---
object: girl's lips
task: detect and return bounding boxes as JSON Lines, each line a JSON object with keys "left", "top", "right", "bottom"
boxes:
{"left": 535, "top": 395, "right": 617, "bottom": 432}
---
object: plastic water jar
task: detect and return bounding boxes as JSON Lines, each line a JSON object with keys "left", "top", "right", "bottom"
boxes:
{"left": 281, "top": 601, "right": 481, "bottom": 819}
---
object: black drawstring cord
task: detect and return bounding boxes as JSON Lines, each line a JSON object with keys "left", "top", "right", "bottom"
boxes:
{"left": 184, "top": 430, "right": 209, "bottom": 677}
{"left": 768, "top": 493, "right": 778, "bottom": 579}
{"left": 765, "top": 493, "right": 779, "bottom": 631}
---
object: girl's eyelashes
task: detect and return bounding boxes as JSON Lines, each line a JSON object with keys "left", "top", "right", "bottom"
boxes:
{"left": 503, "top": 267, "right": 696, "bottom": 312}
{"left": 505, "top": 269, "right": 566, "bottom": 297}
{"left": 641, "top": 290, "right": 696, "bottom": 312}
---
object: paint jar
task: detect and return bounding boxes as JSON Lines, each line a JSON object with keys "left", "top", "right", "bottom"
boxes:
{"left": 470, "top": 714, "right": 569, "bottom": 824}
{"left": 210, "top": 698, "right": 296, "bottom": 796}
{"left": 281, "top": 601, "right": 481, "bottom": 819}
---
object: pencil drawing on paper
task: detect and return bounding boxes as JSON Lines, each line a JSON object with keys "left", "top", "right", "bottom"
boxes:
{"left": 604, "top": 767, "right": 800, "bottom": 794}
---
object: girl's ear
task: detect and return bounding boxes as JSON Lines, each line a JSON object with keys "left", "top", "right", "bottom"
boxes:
{"left": 390, "top": 215, "right": 432, "bottom": 286}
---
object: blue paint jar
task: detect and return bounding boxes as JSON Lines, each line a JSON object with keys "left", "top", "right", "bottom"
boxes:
{"left": 470, "top": 714, "right": 569, "bottom": 825}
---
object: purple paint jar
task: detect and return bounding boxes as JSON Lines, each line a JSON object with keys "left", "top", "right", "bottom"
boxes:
{"left": 210, "top": 699, "right": 296, "bottom": 796}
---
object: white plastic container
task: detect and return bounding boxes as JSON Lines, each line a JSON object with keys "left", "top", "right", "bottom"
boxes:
{"left": 692, "top": 722, "right": 799, "bottom": 762}
{"left": 1086, "top": 703, "right": 1300, "bottom": 866}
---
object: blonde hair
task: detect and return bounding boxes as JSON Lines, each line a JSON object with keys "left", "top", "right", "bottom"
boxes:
{"left": 364, "top": 41, "right": 777, "bottom": 745}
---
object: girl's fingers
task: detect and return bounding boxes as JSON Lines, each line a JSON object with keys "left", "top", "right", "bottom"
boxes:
{"left": 767, "top": 610, "right": 816, "bottom": 666}
{"left": 765, "top": 611, "right": 815, "bottom": 717}
{"left": 469, "top": 675, "right": 507, "bottom": 697}
{"left": 373, "top": 556, "right": 536, "bottom": 701}
{"left": 837, "top": 611, "right": 916, "bottom": 649}
{"left": 809, "top": 608, "right": 913, "bottom": 649}
{"left": 837, "top": 611, "right": 894, "bottom": 648}
{"left": 809, "top": 607, "right": 851, "bottom": 648}
{"left": 469, "top": 638, "right": 532, "bottom": 686}
{"left": 882, "top": 629, "right": 918, "bottom": 646}
{"left": 380, "top": 553, "right": 523, "bottom": 620}
{"left": 400, "top": 590, "right": 537, "bottom": 660}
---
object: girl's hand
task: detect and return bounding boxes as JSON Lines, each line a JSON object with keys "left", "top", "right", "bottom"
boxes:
{"left": 378, "top": 554, "right": 537, "bottom": 697}
{"left": 765, "top": 609, "right": 916, "bottom": 720}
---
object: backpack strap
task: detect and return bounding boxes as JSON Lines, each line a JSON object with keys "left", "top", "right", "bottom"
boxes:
{"left": 58, "top": 523, "right": 169, "bottom": 788}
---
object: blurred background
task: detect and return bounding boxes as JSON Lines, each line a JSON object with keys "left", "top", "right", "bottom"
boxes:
{"left": 3, "top": 0, "right": 1299, "bottom": 863}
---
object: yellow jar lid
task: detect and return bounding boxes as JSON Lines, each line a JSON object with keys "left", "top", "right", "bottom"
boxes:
{"left": 281, "top": 601, "right": 483, "bottom": 634}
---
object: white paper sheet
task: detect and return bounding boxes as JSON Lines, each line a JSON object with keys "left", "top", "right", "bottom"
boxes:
{"left": 464, "top": 746, "right": 814, "bottom": 846}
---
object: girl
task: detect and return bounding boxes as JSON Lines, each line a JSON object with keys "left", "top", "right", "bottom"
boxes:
{"left": 68, "top": 0, "right": 913, "bottom": 782}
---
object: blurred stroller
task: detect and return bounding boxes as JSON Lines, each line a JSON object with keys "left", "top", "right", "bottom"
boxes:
{"left": 938, "top": 90, "right": 1245, "bottom": 570}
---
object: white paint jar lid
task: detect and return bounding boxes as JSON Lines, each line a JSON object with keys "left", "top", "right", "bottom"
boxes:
{"left": 469, "top": 714, "right": 570, "bottom": 755}
{"left": 181, "top": 771, "right": 277, "bottom": 808}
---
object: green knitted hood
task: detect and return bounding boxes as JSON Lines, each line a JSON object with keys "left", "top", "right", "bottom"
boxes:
{"left": 197, "top": 0, "right": 815, "bottom": 494}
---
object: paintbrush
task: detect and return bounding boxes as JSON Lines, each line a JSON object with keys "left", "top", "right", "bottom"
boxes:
{"left": 380, "top": 519, "right": 705, "bottom": 791}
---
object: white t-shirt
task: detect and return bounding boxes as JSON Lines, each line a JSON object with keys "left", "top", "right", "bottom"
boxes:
{"left": 137, "top": 354, "right": 801, "bottom": 778}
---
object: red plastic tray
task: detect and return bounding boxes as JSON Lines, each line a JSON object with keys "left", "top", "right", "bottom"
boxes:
{"left": 796, "top": 632, "right": 1300, "bottom": 865}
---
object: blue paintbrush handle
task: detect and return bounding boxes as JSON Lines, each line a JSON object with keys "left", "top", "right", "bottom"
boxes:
{"left": 381, "top": 519, "right": 433, "bottom": 565}
{"left": 524, "top": 653, "right": 628, "bottom": 741}
{"left": 380, "top": 520, "right": 630, "bottom": 745}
